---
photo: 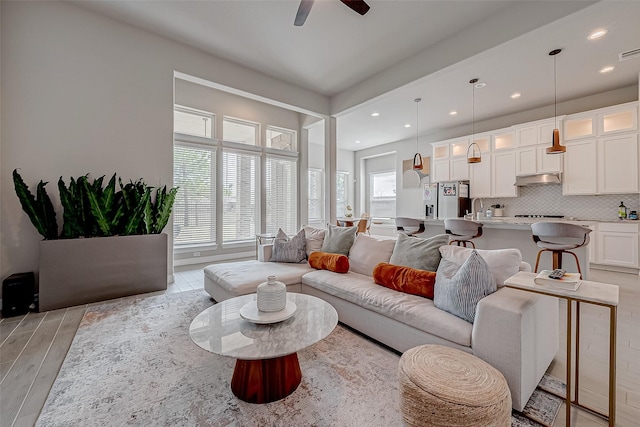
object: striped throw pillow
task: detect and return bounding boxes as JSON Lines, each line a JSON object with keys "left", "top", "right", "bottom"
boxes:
{"left": 433, "top": 250, "right": 496, "bottom": 323}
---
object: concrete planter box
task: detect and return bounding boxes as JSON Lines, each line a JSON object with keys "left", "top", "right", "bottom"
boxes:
{"left": 39, "top": 234, "right": 167, "bottom": 311}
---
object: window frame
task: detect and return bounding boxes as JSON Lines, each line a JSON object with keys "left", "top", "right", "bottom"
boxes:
{"left": 369, "top": 169, "right": 397, "bottom": 220}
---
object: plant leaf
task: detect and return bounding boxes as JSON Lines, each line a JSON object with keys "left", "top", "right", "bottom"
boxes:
{"left": 122, "top": 188, "right": 151, "bottom": 235}
{"left": 153, "top": 186, "right": 178, "bottom": 233}
{"left": 83, "top": 177, "right": 112, "bottom": 236}
{"left": 13, "top": 169, "right": 51, "bottom": 239}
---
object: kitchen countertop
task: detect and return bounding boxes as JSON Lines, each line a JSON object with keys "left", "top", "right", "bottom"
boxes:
{"left": 423, "top": 217, "right": 639, "bottom": 227}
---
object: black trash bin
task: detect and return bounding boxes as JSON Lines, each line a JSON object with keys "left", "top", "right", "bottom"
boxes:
{"left": 2, "top": 272, "right": 35, "bottom": 317}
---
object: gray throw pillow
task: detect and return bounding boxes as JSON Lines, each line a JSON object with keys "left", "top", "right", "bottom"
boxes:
{"left": 389, "top": 233, "right": 449, "bottom": 271}
{"left": 320, "top": 224, "right": 357, "bottom": 256}
{"left": 271, "top": 228, "right": 307, "bottom": 263}
{"left": 434, "top": 250, "right": 497, "bottom": 323}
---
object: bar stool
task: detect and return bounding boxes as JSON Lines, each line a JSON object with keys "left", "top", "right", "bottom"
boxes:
{"left": 444, "top": 219, "right": 483, "bottom": 248}
{"left": 531, "top": 222, "right": 591, "bottom": 278}
{"left": 395, "top": 217, "right": 425, "bottom": 236}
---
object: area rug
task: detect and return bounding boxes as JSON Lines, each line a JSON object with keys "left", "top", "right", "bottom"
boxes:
{"left": 37, "top": 290, "right": 561, "bottom": 426}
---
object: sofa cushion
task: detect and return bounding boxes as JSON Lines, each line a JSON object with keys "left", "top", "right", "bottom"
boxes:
{"left": 439, "top": 245, "right": 522, "bottom": 287}
{"left": 389, "top": 233, "right": 449, "bottom": 271}
{"left": 434, "top": 251, "right": 497, "bottom": 323}
{"left": 271, "top": 228, "right": 307, "bottom": 263}
{"left": 321, "top": 224, "right": 357, "bottom": 256}
{"left": 309, "top": 252, "right": 350, "bottom": 273}
{"left": 204, "top": 260, "right": 315, "bottom": 296}
{"left": 303, "top": 226, "right": 326, "bottom": 258}
{"left": 301, "top": 270, "right": 472, "bottom": 347}
{"left": 348, "top": 234, "right": 396, "bottom": 276}
{"left": 372, "top": 262, "right": 437, "bottom": 299}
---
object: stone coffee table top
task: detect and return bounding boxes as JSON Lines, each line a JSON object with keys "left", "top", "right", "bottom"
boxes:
{"left": 189, "top": 293, "right": 338, "bottom": 360}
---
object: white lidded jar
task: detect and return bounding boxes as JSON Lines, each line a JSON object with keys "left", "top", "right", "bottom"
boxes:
{"left": 256, "top": 275, "right": 286, "bottom": 312}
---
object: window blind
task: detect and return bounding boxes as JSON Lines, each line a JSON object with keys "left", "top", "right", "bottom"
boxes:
{"left": 173, "top": 144, "right": 215, "bottom": 244}
{"left": 308, "top": 169, "right": 323, "bottom": 223}
{"left": 266, "top": 156, "right": 298, "bottom": 235}
{"left": 222, "top": 150, "right": 260, "bottom": 242}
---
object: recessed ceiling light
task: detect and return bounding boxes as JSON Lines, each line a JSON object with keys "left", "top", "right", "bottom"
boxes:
{"left": 371, "top": 112, "right": 380, "bottom": 117}
{"left": 599, "top": 66, "right": 615, "bottom": 73}
{"left": 588, "top": 29, "right": 608, "bottom": 40}
{"left": 510, "top": 92, "right": 521, "bottom": 99}
{"left": 404, "top": 124, "right": 411, "bottom": 128}
{"left": 355, "top": 140, "right": 361, "bottom": 144}
{"left": 474, "top": 82, "right": 487, "bottom": 89}
{"left": 449, "top": 111, "right": 458, "bottom": 116}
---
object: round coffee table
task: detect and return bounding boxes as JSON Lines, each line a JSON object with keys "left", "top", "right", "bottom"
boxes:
{"left": 189, "top": 293, "right": 338, "bottom": 403}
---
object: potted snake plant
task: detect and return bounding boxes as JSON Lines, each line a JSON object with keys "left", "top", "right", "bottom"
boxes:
{"left": 13, "top": 170, "right": 178, "bottom": 311}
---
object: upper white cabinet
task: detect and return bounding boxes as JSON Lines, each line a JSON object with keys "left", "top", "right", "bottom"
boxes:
{"left": 514, "top": 118, "right": 563, "bottom": 176}
{"left": 516, "top": 118, "right": 557, "bottom": 147}
{"left": 491, "top": 151, "right": 518, "bottom": 197}
{"left": 450, "top": 157, "right": 470, "bottom": 181}
{"left": 563, "top": 102, "right": 638, "bottom": 141}
{"left": 469, "top": 158, "right": 491, "bottom": 198}
{"left": 563, "top": 139, "right": 597, "bottom": 195}
{"left": 492, "top": 131, "right": 515, "bottom": 151}
{"left": 432, "top": 160, "right": 450, "bottom": 183}
{"left": 596, "top": 133, "right": 639, "bottom": 194}
{"left": 432, "top": 142, "right": 450, "bottom": 161}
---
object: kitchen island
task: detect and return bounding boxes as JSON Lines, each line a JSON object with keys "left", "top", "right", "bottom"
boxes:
{"left": 422, "top": 217, "right": 595, "bottom": 279}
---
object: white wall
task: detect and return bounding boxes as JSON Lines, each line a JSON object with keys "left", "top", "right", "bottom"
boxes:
{"left": 0, "top": 1, "right": 329, "bottom": 292}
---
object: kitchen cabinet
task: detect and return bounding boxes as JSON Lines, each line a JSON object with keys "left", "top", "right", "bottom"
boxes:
{"left": 491, "top": 151, "right": 518, "bottom": 197}
{"left": 450, "top": 157, "right": 470, "bottom": 181}
{"left": 432, "top": 159, "right": 450, "bottom": 183}
{"left": 469, "top": 157, "right": 491, "bottom": 198}
{"left": 563, "top": 101, "right": 638, "bottom": 141}
{"left": 563, "top": 139, "right": 597, "bottom": 195}
{"left": 593, "top": 222, "right": 639, "bottom": 268}
{"left": 492, "top": 130, "right": 515, "bottom": 151}
{"left": 432, "top": 142, "right": 450, "bottom": 160}
{"left": 596, "top": 133, "right": 638, "bottom": 194}
{"left": 564, "top": 133, "right": 638, "bottom": 195}
{"left": 515, "top": 146, "right": 562, "bottom": 176}
{"left": 516, "top": 118, "right": 556, "bottom": 147}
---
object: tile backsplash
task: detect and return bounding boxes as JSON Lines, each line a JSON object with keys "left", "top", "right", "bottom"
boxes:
{"left": 484, "top": 185, "right": 640, "bottom": 220}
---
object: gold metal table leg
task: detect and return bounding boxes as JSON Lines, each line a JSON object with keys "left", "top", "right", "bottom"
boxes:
{"left": 566, "top": 299, "right": 572, "bottom": 426}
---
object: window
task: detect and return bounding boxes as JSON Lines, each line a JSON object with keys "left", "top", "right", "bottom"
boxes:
{"left": 222, "top": 150, "right": 260, "bottom": 243}
{"left": 336, "top": 172, "right": 348, "bottom": 218}
{"left": 308, "top": 169, "right": 324, "bottom": 223}
{"left": 265, "top": 156, "right": 297, "bottom": 235}
{"left": 223, "top": 117, "right": 258, "bottom": 145}
{"left": 173, "top": 107, "right": 216, "bottom": 246}
{"left": 174, "top": 106, "right": 213, "bottom": 138}
{"left": 370, "top": 171, "right": 396, "bottom": 218}
{"left": 174, "top": 105, "right": 300, "bottom": 250}
{"left": 266, "top": 126, "right": 296, "bottom": 151}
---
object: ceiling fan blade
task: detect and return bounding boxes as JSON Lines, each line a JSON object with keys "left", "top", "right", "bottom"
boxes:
{"left": 340, "top": 0, "right": 370, "bottom": 16}
{"left": 294, "top": 0, "right": 315, "bottom": 26}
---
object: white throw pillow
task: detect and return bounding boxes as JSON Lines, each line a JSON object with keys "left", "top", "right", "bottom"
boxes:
{"left": 303, "top": 226, "right": 326, "bottom": 258}
{"left": 438, "top": 245, "right": 522, "bottom": 287}
{"left": 434, "top": 251, "right": 497, "bottom": 323}
{"left": 348, "top": 234, "right": 396, "bottom": 276}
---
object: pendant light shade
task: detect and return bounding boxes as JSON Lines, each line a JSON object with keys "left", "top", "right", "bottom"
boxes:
{"left": 413, "top": 98, "right": 423, "bottom": 170}
{"left": 467, "top": 78, "right": 482, "bottom": 164}
{"left": 547, "top": 49, "right": 566, "bottom": 154}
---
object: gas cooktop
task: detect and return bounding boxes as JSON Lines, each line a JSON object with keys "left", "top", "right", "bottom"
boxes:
{"left": 514, "top": 215, "right": 564, "bottom": 218}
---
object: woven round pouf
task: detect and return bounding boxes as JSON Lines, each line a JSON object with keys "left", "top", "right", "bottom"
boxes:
{"left": 398, "top": 344, "right": 512, "bottom": 427}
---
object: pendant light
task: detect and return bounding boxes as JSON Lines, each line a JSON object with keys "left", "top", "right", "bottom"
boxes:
{"left": 467, "top": 79, "right": 482, "bottom": 164}
{"left": 546, "top": 48, "right": 566, "bottom": 154}
{"left": 412, "top": 98, "right": 424, "bottom": 170}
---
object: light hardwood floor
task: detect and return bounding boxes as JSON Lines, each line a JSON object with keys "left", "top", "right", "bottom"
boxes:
{"left": 0, "top": 268, "right": 638, "bottom": 426}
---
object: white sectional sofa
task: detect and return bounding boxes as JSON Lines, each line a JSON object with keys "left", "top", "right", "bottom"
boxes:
{"left": 203, "top": 235, "right": 558, "bottom": 411}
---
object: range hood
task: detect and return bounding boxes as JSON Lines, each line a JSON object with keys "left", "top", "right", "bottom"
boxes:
{"left": 514, "top": 173, "right": 562, "bottom": 187}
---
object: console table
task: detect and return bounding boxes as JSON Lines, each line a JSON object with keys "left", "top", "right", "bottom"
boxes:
{"left": 504, "top": 272, "right": 618, "bottom": 426}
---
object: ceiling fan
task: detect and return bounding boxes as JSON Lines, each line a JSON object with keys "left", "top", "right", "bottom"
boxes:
{"left": 294, "top": 0, "right": 370, "bottom": 26}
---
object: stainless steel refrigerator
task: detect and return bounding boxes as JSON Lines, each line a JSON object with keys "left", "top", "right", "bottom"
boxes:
{"left": 425, "top": 181, "right": 470, "bottom": 219}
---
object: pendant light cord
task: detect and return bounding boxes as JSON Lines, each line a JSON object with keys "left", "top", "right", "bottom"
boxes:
{"left": 415, "top": 98, "right": 421, "bottom": 153}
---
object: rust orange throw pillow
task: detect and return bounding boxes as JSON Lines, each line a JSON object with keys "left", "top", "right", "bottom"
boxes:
{"left": 308, "top": 251, "right": 350, "bottom": 274}
{"left": 372, "top": 262, "right": 437, "bottom": 299}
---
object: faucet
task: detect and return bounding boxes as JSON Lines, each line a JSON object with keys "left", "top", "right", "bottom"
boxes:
{"left": 471, "top": 198, "right": 484, "bottom": 217}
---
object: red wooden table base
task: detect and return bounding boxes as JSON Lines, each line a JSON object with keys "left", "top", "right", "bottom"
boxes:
{"left": 230, "top": 353, "right": 302, "bottom": 403}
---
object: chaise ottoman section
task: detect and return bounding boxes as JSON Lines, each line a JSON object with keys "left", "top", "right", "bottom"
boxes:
{"left": 204, "top": 260, "right": 315, "bottom": 302}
